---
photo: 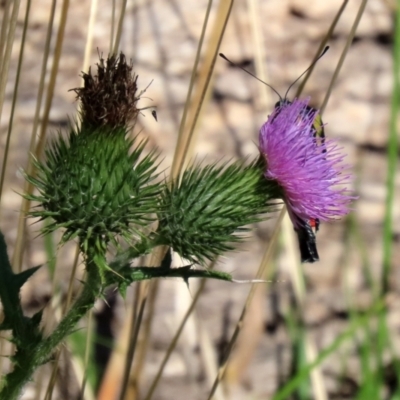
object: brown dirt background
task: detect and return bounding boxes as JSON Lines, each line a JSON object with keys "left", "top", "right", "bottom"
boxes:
{"left": 0, "top": 0, "right": 399, "bottom": 399}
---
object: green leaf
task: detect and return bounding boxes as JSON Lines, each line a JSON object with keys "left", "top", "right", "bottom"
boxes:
{"left": 0, "top": 231, "right": 42, "bottom": 340}
{"left": 13, "top": 266, "right": 41, "bottom": 292}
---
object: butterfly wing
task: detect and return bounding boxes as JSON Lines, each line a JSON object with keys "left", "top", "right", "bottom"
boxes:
{"left": 296, "top": 220, "right": 320, "bottom": 263}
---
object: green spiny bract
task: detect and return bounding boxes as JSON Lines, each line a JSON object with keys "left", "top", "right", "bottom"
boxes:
{"left": 155, "top": 160, "right": 279, "bottom": 264}
{"left": 25, "top": 125, "right": 160, "bottom": 250}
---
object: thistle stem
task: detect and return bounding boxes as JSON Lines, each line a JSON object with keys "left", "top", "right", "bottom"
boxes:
{"left": 0, "top": 256, "right": 102, "bottom": 400}
{"left": 0, "top": 239, "right": 233, "bottom": 399}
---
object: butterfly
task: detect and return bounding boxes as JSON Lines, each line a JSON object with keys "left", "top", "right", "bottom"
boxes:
{"left": 219, "top": 47, "right": 329, "bottom": 263}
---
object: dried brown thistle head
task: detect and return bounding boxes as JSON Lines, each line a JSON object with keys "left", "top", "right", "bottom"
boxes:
{"left": 72, "top": 52, "right": 141, "bottom": 129}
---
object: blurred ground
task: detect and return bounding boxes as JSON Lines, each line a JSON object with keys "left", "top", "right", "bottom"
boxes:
{"left": 0, "top": 0, "right": 399, "bottom": 399}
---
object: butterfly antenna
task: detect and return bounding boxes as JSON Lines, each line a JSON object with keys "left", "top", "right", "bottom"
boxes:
{"left": 219, "top": 53, "right": 282, "bottom": 102}
{"left": 284, "top": 46, "right": 329, "bottom": 100}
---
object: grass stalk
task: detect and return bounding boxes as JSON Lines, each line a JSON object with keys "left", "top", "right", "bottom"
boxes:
{"left": 11, "top": 0, "right": 57, "bottom": 272}
{"left": 44, "top": 245, "right": 81, "bottom": 399}
{"left": 381, "top": 0, "right": 400, "bottom": 294}
{"left": 12, "top": 0, "right": 69, "bottom": 274}
{"left": 0, "top": 0, "right": 12, "bottom": 68}
{"left": 272, "top": 302, "right": 385, "bottom": 400}
{"left": 0, "top": 0, "right": 30, "bottom": 200}
{"left": 170, "top": 0, "right": 214, "bottom": 179}
{"left": 207, "top": 208, "right": 285, "bottom": 399}
{"left": 78, "top": 310, "right": 94, "bottom": 400}
{"left": 0, "top": 0, "right": 21, "bottom": 125}
{"left": 112, "top": 0, "right": 128, "bottom": 55}
{"left": 320, "top": 0, "right": 368, "bottom": 115}
{"left": 143, "top": 275, "right": 208, "bottom": 400}
{"left": 110, "top": 0, "right": 116, "bottom": 51}
{"left": 0, "top": 0, "right": 21, "bottom": 202}
{"left": 295, "top": 0, "right": 349, "bottom": 98}
{"left": 173, "top": 0, "right": 234, "bottom": 177}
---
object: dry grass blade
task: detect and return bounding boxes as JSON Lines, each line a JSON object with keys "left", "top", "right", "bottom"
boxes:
{"left": 33, "top": 366, "right": 46, "bottom": 400}
{"left": 127, "top": 279, "right": 161, "bottom": 399}
{"left": 143, "top": 276, "right": 208, "bottom": 400}
{"left": 11, "top": 0, "right": 57, "bottom": 272}
{"left": 207, "top": 208, "right": 286, "bottom": 400}
{"left": 246, "top": 0, "right": 271, "bottom": 114}
{"left": 0, "top": 0, "right": 30, "bottom": 218}
{"left": 43, "top": 349, "right": 62, "bottom": 400}
{"left": 118, "top": 247, "right": 166, "bottom": 400}
{"left": 0, "top": 0, "right": 20, "bottom": 121}
{"left": 0, "top": 338, "right": 7, "bottom": 389}
{"left": 33, "top": 0, "right": 70, "bottom": 164}
{"left": 178, "top": 0, "right": 233, "bottom": 171}
{"left": 44, "top": 244, "right": 80, "bottom": 400}
{"left": 320, "top": 0, "right": 368, "bottom": 115}
{"left": 0, "top": 0, "right": 25, "bottom": 381}
{"left": 172, "top": 0, "right": 234, "bottom": 177}
{"left": 82, "top": 0, "right": 98, "bottom": 82}
{"left": 0, "top": 0, "right": 12, "bottom": 66}
{"left": 112, "top": 0, "right": 128, "bottom": 55}
{"left": 170, "top": 0, "right": 214, "bottom": 179}
{"left": 223, "top": 284, "right": 265, "bottom": 390}
{"left": 12, "top": 0, "right": 70, "bottom": 274}
{"left": 295, "top": 0, "right": 349, "bottom": 98}
{"left": 78, "top": 310, "right": 94, "bottom": 400}
{"left": 197, "top": 312, "right": 225, "bottom": 400}
{"left": 119, "top": 285, "right": 149, "bottom": 400}
{"left": 0, "top": 0, "right": 21, "bottom": 203}
{"left": 97, "top": 298, "right": 134, "bottom": 400}
{"left": 110, "top": 0, "right": 116, "bottom": 51}
{"left": 281, "top": 215, "right": 328, "bottom": 400}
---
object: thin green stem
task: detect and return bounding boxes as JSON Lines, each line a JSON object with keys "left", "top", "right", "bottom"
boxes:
{"left": 381, "top": 0, "right": 400, "bottom": 294}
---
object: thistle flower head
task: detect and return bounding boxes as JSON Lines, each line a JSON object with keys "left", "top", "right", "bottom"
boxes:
{"left": 259, "top": 98, "right": 354, "bottom": 228}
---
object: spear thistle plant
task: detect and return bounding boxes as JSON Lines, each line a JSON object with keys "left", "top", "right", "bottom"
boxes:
{"left": 0, "top": 52, "right": 288, "bottom": 398}
{"left": 0, "top": 49, "right": 356, "bottom": 396}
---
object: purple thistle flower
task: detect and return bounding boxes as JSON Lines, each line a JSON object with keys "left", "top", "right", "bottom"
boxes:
{"left": 259, "top": 98, "right": 354, "bottom": 240}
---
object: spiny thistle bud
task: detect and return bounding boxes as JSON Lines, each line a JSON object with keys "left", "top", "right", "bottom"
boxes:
{"left": 25, "top": 53, "right": 160, "bottom": 256}
{"left": 72, "top": 52, "right": 141, "bottom": 129}
{"left": 26, "top": 128, "right": 159, "bottom": 249}
{"left": 155, "top": 160, "right": 279, "bottom": 265}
